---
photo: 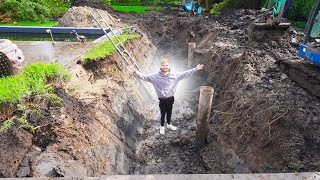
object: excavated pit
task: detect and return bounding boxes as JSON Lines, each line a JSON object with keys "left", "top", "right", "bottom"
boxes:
{"left": 1, "top": 5, "right": 320, "bottom": 178}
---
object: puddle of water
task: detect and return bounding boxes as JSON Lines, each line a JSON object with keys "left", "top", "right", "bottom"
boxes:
{"left": 14, "top": 41, "right": 97, "bottom": 67}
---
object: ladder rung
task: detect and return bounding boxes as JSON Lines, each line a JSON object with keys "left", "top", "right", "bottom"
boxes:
{"left": 115, "top": 42, "right": 122, "bottom": 47}
{"left": 120, "top": 51, "right": 128, "bottom": 55}
{"left": 122, "top": 53, "right": 130, "bottom": 58}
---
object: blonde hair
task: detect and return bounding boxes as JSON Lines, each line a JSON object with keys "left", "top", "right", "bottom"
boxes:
{"left": 161, "top": 59, "right": 169, "bottom": 65}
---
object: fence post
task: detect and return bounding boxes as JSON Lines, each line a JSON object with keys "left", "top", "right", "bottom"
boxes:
{"left": 195, "top": 86, "right": 214, "bottom": 151}
{"left": 188, "top": 42, "right": 196, "bottom": 68}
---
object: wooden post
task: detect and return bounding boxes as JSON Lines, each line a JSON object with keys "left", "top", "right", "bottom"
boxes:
{"left": 195, "top": 86, "right": 214, "bottom": 151}
{"left": 188, "top": 42, "right": 196, "bottom": 68}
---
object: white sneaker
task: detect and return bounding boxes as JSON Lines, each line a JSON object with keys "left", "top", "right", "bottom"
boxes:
{"left": 167, "top": 124, "right": 177, "bottom": 131}
{"left": 160, "top": 126, "right": 165, "bottom": 135}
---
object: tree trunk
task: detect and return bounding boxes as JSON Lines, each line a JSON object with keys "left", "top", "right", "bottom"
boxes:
{"left": 205, "top": 0, "right": 211, "bottom": 12}
{"left": 243, "top": 0, "right": 264, "bottom": 9}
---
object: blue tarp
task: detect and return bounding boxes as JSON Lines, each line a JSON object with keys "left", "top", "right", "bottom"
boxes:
{"left": 182, "top": 1, "right": 194, "bottom": 11}
{"left": 182, "top": 1, "right": 202, "bottom": 14}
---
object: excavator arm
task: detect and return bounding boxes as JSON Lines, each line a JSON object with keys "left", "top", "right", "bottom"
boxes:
{"left": 273, "top": 0, "right": 287, "bottom": 24}
{"left": 273, "top": 0, "right": 286, "bottom": 15}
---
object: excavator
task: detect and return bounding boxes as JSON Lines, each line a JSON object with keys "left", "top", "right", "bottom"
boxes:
{"left": 298, "top": 0, "right": 320, "bottom": 66}
{"left": 277, "top": 0, "right": 320, "bottom": 98}
{"left": 249, "top": 0, "right": 320, "bottom": 65}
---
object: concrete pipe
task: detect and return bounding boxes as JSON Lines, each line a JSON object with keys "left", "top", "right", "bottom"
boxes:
{"left": 0, "top": 43, "right": 18, "bottom": 54}
{"left": 0, "top": 39, "right": 25, "bottom": 71}
{"left": 0, "top": 39, "right": 11, "bottom": 49}
{"left": 0, "top": 52, "right": 14, "bottom": 77}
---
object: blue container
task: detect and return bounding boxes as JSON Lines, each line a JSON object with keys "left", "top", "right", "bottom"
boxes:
{"left": 197, "top": 6, "right": 202, "bottom": 14}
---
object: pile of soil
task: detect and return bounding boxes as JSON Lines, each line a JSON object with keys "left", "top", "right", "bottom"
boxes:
{"left": 58, "top": 6, "right": 123, "bottom": 28}
{"left": 72, "top": 0, "right": 114, "bottom": 13}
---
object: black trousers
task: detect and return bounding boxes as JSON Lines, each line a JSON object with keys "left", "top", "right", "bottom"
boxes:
{"left": 159, "top": 96, "right": 174, "bottom": 126}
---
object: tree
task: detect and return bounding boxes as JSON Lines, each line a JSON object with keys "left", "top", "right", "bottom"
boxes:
{"left": 0, "top": 0, "right": 70, "bottom": 22}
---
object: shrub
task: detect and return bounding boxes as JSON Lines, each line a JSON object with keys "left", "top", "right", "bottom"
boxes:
{"left": 288, "top": 0, "right": 316, "bottom": 22}
{"left": 0, "top": 0, "right": 71, "bottom": 23}
{"left": 210, "top": 0, "right": 242, "bottom": 15}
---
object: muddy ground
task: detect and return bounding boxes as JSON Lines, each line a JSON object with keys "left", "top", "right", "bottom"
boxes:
{"left": 1, "top": 2, "right": 320, "bottom": 178}
{"left": 115, "top": 7, "right": 320, "bottom": 173}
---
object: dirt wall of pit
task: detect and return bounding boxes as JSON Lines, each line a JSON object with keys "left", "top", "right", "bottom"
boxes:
{"left": 191, "top": 20, "right": 320, "bottom": 173}
{"left": 0, "top": 36, "right": 159, "bottom": 177}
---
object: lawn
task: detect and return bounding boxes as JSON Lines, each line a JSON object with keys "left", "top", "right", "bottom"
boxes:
{"left": 0, "top": 63, "right": 70, "bottom": 106}
{"left": 0, "top": 21, "right": 59, "bottom": 27}
{"left": 81, "top": 34, "right": 140, "bottom": 64}
{"left": 111, "top": 5, "right": 162, "bottom": 13}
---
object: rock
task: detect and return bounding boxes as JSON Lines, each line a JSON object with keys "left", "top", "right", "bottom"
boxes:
{"left": 16, "top": 157, "right": 31, "bottom": 177}
{"left": 188, "top": 125, "right": 196, "bottom": 131}
{"left": 55, "top": 160, "right": 87, "bottom": 177}
{"left": 231, "top": 23, "right": 239, "bottom": 30}
{"left": 256, "top": 50, "right": 262, "bottom": 56}
{"left": 33, "top": 152, "right": 88, "bottom": 177}
{"left": 271, "top": 41, "right": 278, "bottom": 48}
{"left": 251, "top": 41, "right": 259, "bottom": 48}
{"left": 269, "top": 79, "right": 274, "bottom": 84}
{"left": 180, "top": 129, "right": 188, "bottom": 135}
{"left": 262, "top": 43, "right": 270, "bottom": 49}
{"left": 280, "top": 73, "right": 288, "bottom": 81}
{"left": 291, "top": 37, "right": 298, "bottom": 44}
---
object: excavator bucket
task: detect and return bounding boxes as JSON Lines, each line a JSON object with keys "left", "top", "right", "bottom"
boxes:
{"left": 248, "top": 22, "right": 291, "bottom": 40}
{"left": 248, "top": 0, "right": 291, "bottom": 40}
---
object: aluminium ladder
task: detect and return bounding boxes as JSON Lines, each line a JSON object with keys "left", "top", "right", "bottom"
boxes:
{"left": 91, "top": 10, "right": 143, "bottom": 71}
{"left": 90, "top": 10, "right": 154, "bottom": 99}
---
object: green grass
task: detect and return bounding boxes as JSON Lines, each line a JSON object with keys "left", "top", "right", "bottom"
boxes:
{"left": 0, "top": 21, "right": 59, "bottom": 27}
{"left": 112, "top": 5, "right": 162, "bottom": 13}
{"left": 81, "top": 34, "right": 140, "bottom": 64}
{"left": 0, "top": 63, "right": 70, "bottom": 132}
{"left": 210, "top": 0, "right": 242, "bottom": 15}
{"left": 0, "top": 63, "right": 70, "bottom": 106}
